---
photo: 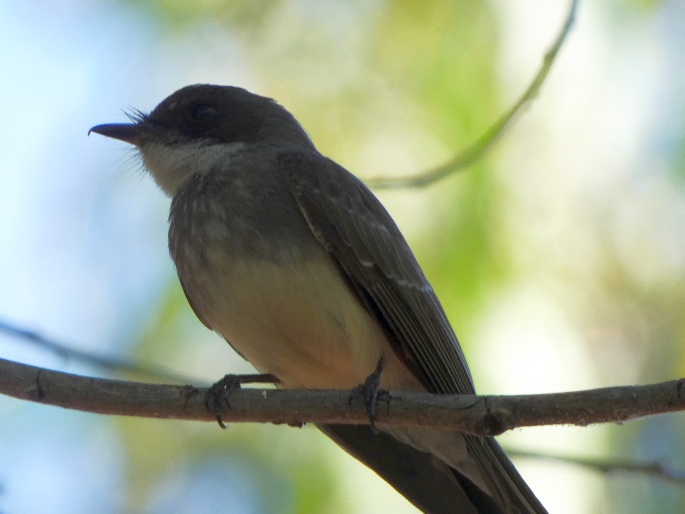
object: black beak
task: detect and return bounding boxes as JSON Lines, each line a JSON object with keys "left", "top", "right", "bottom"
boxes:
{"left": 89, "top": 123, "right": 143, "bottom": 146}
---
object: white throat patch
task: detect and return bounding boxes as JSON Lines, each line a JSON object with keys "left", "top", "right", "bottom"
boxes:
{"left": 140, "top": 140, "right": 247, "bottom": 197}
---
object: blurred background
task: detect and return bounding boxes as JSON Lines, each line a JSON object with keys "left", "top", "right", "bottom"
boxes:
{"left": 1, "top": 0, "right": 685, "bottom": 512}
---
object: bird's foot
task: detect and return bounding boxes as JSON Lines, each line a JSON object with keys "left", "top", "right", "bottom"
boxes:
{"left": 205, "top": 373, "right": 279, "bottom": 428}
{"left": 351, "top": 358, "right": 388, "bottom": 433}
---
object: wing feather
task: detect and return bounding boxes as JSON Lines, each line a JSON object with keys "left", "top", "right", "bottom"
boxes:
{"left": 282, "top": 150, "right": 473, "bottom": 395}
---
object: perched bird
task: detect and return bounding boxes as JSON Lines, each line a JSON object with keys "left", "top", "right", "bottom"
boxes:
{"left": 91, "top": 84, "right": 546, "bottom": 514}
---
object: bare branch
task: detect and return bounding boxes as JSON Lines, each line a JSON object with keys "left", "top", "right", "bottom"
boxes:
{"left": 366, "top": 0, "right": 579, "bottom": 189}
{"left": 509, "top": 450, "right": 685, "bottom": 486}
{"left": 1, "top": 357, "right": 683, "bottom": 437}
{"left": 0, "top": 318, "right": 190, "bottom": 383}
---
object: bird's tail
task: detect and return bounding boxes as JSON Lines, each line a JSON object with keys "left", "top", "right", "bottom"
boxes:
{"left": 319, "top": 424, "right": 546, "bottom": 514}
{"left": 463, "top": 435, "right": 547, "bottom": 514}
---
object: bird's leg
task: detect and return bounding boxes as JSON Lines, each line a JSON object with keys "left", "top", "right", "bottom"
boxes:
{"left": 351, "top": 357, "right": 387, "bottom": 433}
{"left": 205, "top": 373, "right": 279, "bottom": 428}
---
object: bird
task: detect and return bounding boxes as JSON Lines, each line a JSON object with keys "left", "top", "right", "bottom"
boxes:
{"left": 90, "top": 84, "right": 546, "bottom": 514}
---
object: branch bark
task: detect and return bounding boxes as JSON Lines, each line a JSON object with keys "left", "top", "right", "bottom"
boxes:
{"left": 1, "top": 357, "right": 684, "bottom": 436}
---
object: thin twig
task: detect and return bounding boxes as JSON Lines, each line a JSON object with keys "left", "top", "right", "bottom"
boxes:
{"left": 509, "top": 449, "right": 685, "bottom": 486}
{"left": 0, "top": 318, "right": 190, "bottom": 383}
{"left": 366, "top": 0, "right": 579, "bottom": 189}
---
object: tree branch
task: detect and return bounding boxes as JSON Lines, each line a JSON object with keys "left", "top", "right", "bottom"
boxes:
{"left": 508, "top": 450, "right": 685, "bottom": 486}
{"left": 366, "top": 0, "right": 579, "bottom": 189}
{"left": 0, "top": 317, "right": 189, "bottom": 383}
{"left": 1, "top": 357, "right": 683, "bottom": 437}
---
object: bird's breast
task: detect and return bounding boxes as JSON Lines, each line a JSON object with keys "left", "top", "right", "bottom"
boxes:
{"left": 168, "top": 172, "right": 417, "bottom": 390}
{"left": 178, "top": 242, "right": 391, "bottom": 389}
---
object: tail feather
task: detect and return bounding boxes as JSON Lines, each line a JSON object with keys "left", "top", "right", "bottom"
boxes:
{"left": 475, "top": 437, "right": 547, "bottom": 514}
{"left": 319, "top": 424, "right": 546, "bottom": 514}
{"left": 320, "top": 424, "right": 479, "bottom": 514}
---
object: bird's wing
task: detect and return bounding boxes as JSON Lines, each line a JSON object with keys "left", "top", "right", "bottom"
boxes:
{"left": 282, "top": 151, "right": 473, "bottom": 396}
{"left": 282, "top": 150, "right": 547, "bottom": 514}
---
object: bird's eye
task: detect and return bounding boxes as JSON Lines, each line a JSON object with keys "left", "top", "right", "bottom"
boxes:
{"left": 190, "top": 104, "right": 217, "bottom": 121}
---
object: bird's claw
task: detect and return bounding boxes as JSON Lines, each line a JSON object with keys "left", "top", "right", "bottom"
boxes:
{"left": 351, "top": 358, "right": 387, "bottom": 433}
{"left": 205, "top": 373, "right": 279, "bottom": 428}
